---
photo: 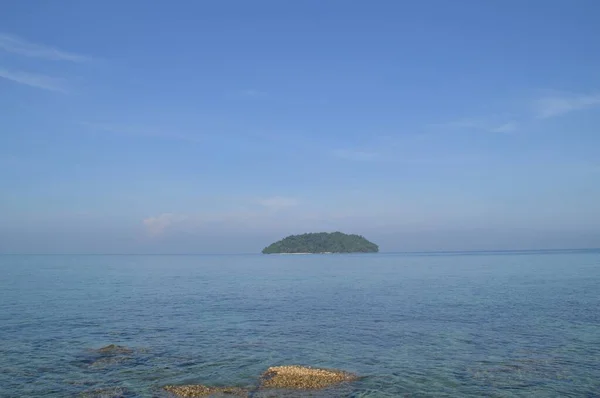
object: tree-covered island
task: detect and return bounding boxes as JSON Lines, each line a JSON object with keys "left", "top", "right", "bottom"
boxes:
{"left": 262, "top": 232, "right": 379, "bottom": 254}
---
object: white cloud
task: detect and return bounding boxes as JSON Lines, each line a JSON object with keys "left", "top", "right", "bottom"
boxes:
{"left": 141, "top": 211, "right": 281, "bottom": 238}
{"left": 333, "top": 148, "right": 381, "bottom": 161}
{"left": 430, "top": 118, "right": 517, "bottom": 133}
{"left": 143, "top": 213, "right": 189, "bottom": 237}
{"left": 81, "top": 122, "right": 204, "bottom": 143}
{"left": 489, "top": 122, "right": 517, "bottom": 133}
{"left": 534, "top": 94, "right": 600, "bottom": 119}
{"left": 428, "top": 118, "right": 482, "bottom": 130}
{"left": 258, "top": 196, "right": 299, "bottom": 210}
{"left": 0, "top": 33, "right": 88, "bottom": 62}
{"left": 0, "top": 68, "right": 67, "bottom": 92}
{"left": 143, "top": 198, "right": 301, "bottom": 238}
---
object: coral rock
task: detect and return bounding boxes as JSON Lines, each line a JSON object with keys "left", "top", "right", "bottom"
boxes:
{"left": 259, "top": 365, "right": 358, "bottom": 389}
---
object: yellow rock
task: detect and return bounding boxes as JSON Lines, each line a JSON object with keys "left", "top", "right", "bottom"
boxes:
{"left": 163, "top": 384, "right": 247, "bottom": 397}
{"left": 259, "top": 365, "right": 358, "bottom": 389}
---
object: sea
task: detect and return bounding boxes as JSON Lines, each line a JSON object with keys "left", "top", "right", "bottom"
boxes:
{"left": 1, "top": 251, "right": 599, "bottom": 397}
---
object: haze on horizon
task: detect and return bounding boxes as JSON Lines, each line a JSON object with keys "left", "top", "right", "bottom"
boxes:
{"left": 1, "top": 1, "right": 599, "bottom": 254}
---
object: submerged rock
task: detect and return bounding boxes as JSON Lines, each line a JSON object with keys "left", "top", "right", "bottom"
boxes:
{"left": 80, "top": 386, "right": 130, "bottom": 398}
{"left": 89, "top": 355, "right": 132, "bottom": 368}
{"left": 163, "top": 384, "right": 248, "bottom": 397}
{"left": 96, "top": 344, "right": 134, "bottom": 355}
{"left": 259, "top": 365, "right": 358, "bottom": 390}
{"left": 84, "top": 344, "right": 135, "bottom": 368}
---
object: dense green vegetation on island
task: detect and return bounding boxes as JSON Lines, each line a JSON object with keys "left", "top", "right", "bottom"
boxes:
{"left": 262, "top": 232, "right": 379, "bottom": 254}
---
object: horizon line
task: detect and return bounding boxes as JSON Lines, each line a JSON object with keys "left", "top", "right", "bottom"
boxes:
{"left": 1, "top": 247, "right": 598, "bottom": 256}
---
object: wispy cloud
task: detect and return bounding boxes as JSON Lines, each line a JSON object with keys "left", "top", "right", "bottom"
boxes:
{"left": 0, "top": 33, "right": 88, "bottom": 62}
{"left": 81, "top": 122, "right": 205, "bottom": 143}
{"left": 428, "top": 118, "right": 481, "bottom": 130}
{"left": 258, "top": 196, "right": 299, "bottom": 210}
{"left": 489, "top": 122, "right": 517, "bottom": 133}
{"left": 333, "top": 148, "right": 382, "bottom": 161}
{"left": 534, "top": 93, "right": 600, "bottom": 119}
{"left": 0, "top": 67, "right": 67, "bottom": 92}
{"left": 143, "top": 197, "right": 302, "bottom": 237}
{"left": 143, "top": 213, "right": 189, "bottom": 237}
{"left": 141, "top": 211, "right": 275, "bottom": 238}
{"left": 430, "top": 118, "right": 517, "bottom": 133}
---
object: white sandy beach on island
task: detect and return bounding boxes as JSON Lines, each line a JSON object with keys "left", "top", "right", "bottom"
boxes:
{"left": 275, "top": 252, "right": 334, "bottom": 255}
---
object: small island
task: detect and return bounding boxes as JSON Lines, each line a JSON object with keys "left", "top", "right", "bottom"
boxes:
{"left": 262, "top": 232, "right": 379, "bottom": 254}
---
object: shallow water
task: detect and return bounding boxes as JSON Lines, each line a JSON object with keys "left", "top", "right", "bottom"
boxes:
{"left": 1, "top": 251, "right": 599, "bottom": 397}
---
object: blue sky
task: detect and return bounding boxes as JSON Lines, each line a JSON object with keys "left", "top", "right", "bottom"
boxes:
{"left": 1, "top": 0, "right": 599, "bottom": 253}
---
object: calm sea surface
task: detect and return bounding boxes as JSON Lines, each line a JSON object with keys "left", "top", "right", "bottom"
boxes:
{"left": 1, "top": 252, "right": 599, "bottom": 397}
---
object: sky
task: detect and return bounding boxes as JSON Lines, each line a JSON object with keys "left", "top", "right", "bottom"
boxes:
{"left": 1, "top": 0, "right": 600, "bottom": 253}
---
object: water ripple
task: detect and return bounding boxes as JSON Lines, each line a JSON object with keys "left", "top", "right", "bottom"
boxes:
{"left": 1, "top": 252, "right": 599, "bottom": 397}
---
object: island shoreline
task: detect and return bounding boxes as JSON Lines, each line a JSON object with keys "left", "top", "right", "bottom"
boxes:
{"left": 262, "top": 232, "right": 379, "bottom": 254}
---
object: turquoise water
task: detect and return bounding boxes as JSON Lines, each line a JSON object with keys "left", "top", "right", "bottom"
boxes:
{"left": 1, "top": 252, "right": 599, "bottom": 397}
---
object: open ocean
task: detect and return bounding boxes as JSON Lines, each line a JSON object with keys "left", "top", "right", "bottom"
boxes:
{"left": 1, "top": 251, "right": 599, "bottom": 397}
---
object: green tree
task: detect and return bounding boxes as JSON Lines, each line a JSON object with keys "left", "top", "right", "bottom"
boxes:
{"left": 262, "top": 232, "right": 379, "bottom": 254}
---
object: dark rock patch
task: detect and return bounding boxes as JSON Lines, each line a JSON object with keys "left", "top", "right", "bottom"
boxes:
{"left": 96, "top": 344, "right": 134, "bottom": 355}
{"left": 88, "top": 355, "right": 133, "bottom": 368}
{"left": 79, "top": 386, "right": 131, "bottom": 398}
